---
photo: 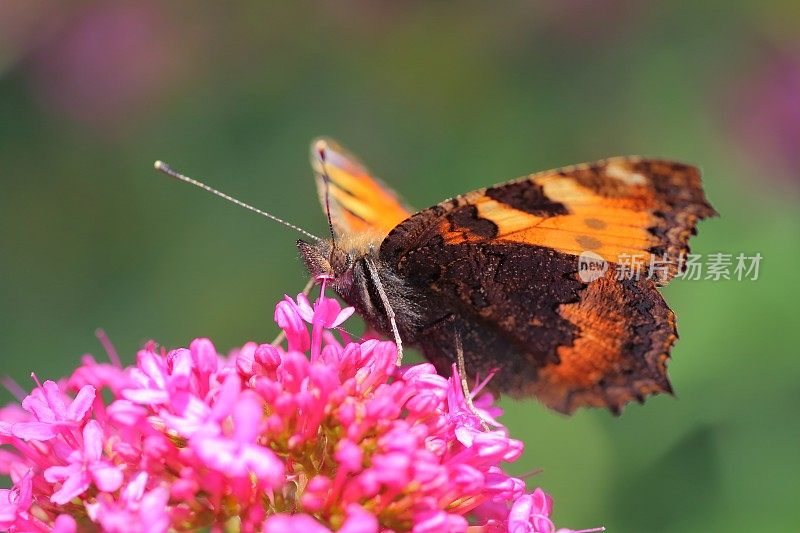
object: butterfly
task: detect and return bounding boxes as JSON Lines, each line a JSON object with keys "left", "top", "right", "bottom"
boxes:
{"left": 297, "top": 138, "right": 715, "bottom": 414}
{"left": 155, "top": 138, "right": 715, "bottom": 415}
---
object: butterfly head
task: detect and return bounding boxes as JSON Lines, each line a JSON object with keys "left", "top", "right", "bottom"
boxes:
{"left": 297, "top": 238, "right": 356, "bottom": 291}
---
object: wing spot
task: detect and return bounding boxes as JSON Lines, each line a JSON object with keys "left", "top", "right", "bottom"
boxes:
{"left": 605, "top": 162, "right": 648, "bottom": 185}
{"left": 584, "top": 217, "right": 607, "bottom": 229}
{"left": 576, "top": 235, "right": 602, "bottom": 250}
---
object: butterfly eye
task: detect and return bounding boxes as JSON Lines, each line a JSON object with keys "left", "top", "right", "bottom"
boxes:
{"left": 329, "top": 248, "right": 352, "bottom": 274}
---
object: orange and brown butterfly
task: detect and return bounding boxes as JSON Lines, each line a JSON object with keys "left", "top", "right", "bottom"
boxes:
{"left": 297, "top": 138, "right": 716, "bottom": 415}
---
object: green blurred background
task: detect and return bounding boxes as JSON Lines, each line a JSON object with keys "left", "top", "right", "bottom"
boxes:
{"left": 1, "top": 1, "right": 798, "bottom": 531}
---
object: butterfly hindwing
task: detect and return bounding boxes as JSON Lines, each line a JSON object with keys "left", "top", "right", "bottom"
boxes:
{"left": 380, "top": 238, "right": 675, "bottom": 413}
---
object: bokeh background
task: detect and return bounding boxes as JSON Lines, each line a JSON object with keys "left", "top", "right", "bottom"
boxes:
{"left": 1, "top": 1, "right": 798, "bottom": 531}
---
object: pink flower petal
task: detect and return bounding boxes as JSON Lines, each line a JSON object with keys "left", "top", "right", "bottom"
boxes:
{"left": 411, "top": 510, "right": 467, "bottom": 533}
{"left": 42, "top": 380, "right": 69, "bottom": 419}
{"left": 235, "top": 342, "right": 258, "bottom": 374}
{"left": 159, "top": 394, "right": 218, "bottom": 438}
{"left": 12, "top": 420, "right": 58, "bottom": 441}
{"left": 294, "top": 293, "right": 315, "bottom": 322}
{"left": 137, "top": 350, "right": 167, "bottom": 389}
{"left": 263, "top": 514, "right": 332, "bottom": 533}
{"left": 509, "top": 493, "right": 538, "bottom": 533}
{"left": 122, "top": 388, "right": 170, "bottom": 405}
{"left": 338, "top": 503, "right": 378, "bottom": 533}
{"left": 190, "top": 338, "right": 218, "bottom": 377}
{"left": 231, "top": 392, "right": 261, "bottom": 443}
{"left": 140, "top": 487, "right": 171, "bottom": 532}
{"left": 106, "top": 399, "right": 148, "bottom": 425}
{"left": 531, "top": 487, "right": 553, "bottom": 516}
{"left": 82, "top": 420, "right": 105, "bottom": 462}
{"left": 14, "top": 470, "right": 32, "bottom": 510}
{"left": 44, "top": 463, "right": 76, "bottom": 482}
{"left": 169, "top": 349, "right": 193, "bottom": 381}
{"left": 49, "top": 468, "right": 91, "bottom": 504}
{"left": 254, "top": 343, "right": 281, "bottom": 368}
{"left": 21, "top": 389, "right": 54, "bottom": 422}
{"left": 241, "top": 445, "right": 284, "bottom": 488}
{"left": 66, "top": 384, "right": 96, "bottom": 421}
{"left": 122, "top": 472, "right": 148, "bottom": 501}
{"left": 0, "top": 470, "right": 32, "bottom": 527}
{"left": 275, "top": 299, "right": 310, "bottom": 352}
{"left": 332, "top": 307, "right": 355, "bottom": 328}
{"left": 52, "top": 514, "right": 78, "bottom": 533}
{"left": 210, "top": 373, "right": 241, "bottom": 423}
{"left": 0, "top": 493, "right": 16, "bottom": 526}
{"left": 335, "top": 439, "right": 363, "bottom": 472}
{"left": 91, "top": 462, "right": 123, "bottom": 493}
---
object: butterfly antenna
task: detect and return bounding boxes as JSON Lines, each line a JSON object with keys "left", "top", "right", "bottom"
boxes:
{"left": 316, "top": 148, "right": 338, "bottom": 256}
{"left": 154, "top": 161, "right": 322, "bottom": 242}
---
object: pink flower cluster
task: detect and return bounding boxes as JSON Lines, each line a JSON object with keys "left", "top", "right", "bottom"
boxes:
{"left": 0, "top": 287, "right": 602, "bottom": 533}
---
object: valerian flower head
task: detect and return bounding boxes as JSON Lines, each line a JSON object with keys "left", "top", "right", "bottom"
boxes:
{"left": 0, "top": 284, "right": 601, "bottom": 533}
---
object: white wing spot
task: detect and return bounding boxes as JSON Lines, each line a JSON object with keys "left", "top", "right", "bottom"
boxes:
{"left": 605, "top": 162, "right": 648, "bottom": 185}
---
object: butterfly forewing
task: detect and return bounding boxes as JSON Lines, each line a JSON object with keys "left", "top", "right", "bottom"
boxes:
{"left": 311, "top": 138, "right": 412, "bottom": 239}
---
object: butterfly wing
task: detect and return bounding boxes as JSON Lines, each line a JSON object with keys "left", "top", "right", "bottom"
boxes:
{"left": 379, "top": 158, "right": 714, "bottom": 413}
{"left": 384, "top": 158, "right": 715, "bottom": 284}
{"left": 311, "top": 138, "right": 413, "bottom": 239}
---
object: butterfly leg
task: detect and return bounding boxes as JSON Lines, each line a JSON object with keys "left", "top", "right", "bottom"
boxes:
{"left": 271, "top": 276, "right": 316, "bottom": 347}
{"left": 364, "top": 258, "right": 404, "bottom": 365}
{"left": 454, "top": 334, "right": 490, "bottom": 431}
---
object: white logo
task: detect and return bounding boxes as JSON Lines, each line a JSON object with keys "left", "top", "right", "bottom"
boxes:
{"left": 577, "top": 251, "right": 608, "bottom": 282}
